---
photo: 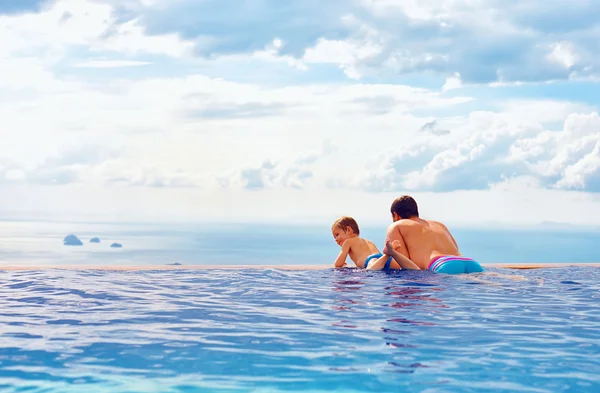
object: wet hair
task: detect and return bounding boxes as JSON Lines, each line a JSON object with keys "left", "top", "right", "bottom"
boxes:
{"left": 332, "top": 216, "right": 360, "bottom": 235}
{"left": 390, "top": 195, "right": 419, "bottom": 219}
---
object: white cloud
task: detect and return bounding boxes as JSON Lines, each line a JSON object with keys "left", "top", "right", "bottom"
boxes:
{"left": 546, "top": 41, "right": 578, "bottom": 70}
{"left": 1, "top": 41, "right": 470, "bottom": 190}
{"left": 0, "top": 1, "right": 111, "bottom": 54}
{"left": 69, "top": 0, "right": 600, "bottom": 84}
{"left": 217, "top": 140, "right": 337, "bottom": 190}
{"left": 0, "top": 0, "right": 195, "bottom": 60}
{"left": 94, "top": 18, "right": 195, "bottom": 57}
{"left": 219, "top": 160, "right": 314, "bottom": 190}
{"left": 350, "top": 109, "right": 600, "bottom": 193}
{"left": 1, "top": 0, "right": 600, "bottom": 228}
{"left": 555, "top": 144, "right": 600, "bottom": 190}
{"left": 540, "top": 113, "right": 600, "bottom": 190}
{"left": 301, "top": 0, "right": 600, "bottom": 83}
{"left": 73, "top": 60, "right": 152, "bottom": 68}
{"left": 361, "top": 0, "right": 442, "bottom": 21}
{"left": 303, "top": 37, "right": 382, "bottom": 79}
{"left": 496, "top": 100, "right": 593, "bottom": 125}
{"left": 442, "top": 73, "right": 462, "bottom": 91}
{"left": 210, "top": 39, "right": 309, "bottom": 72}
{"left": 103, "top": 167, "right": 208, "bottom": 188}
{"left": 4, "top": 169, "right": 26, "bottom": 182}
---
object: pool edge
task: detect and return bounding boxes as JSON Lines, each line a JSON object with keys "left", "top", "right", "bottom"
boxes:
{"left": 1, "top": 263, "right": 599, "bottom": 271}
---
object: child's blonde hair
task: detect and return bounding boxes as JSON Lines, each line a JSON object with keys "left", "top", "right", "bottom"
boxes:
{"left": 332, "top": 216, "right": 360, "bottom": 235}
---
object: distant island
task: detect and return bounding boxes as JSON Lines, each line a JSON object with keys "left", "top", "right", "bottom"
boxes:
{"left": 63, "top": 234, "right": 83, "bottom": 246}
{"left": 62, "top": 235, "right": 123, "bottom": 248}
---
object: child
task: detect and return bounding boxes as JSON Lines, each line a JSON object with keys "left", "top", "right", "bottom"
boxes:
{"left": 331, "top": 216, "right": 399, "bottom": 270}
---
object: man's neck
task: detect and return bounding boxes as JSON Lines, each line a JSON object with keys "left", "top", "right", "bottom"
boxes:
{"left": 404, "top": 215, "right": 419, "bottom": 221}
{"left": 406, "top": 216, "right": 424, "bottom": 224}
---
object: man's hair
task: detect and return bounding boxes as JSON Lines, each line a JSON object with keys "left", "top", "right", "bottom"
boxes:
{"left": 332, "top": 216, "right": 360, "bottom": 235}
{"left": 390, "top": 195, "right": 419, "bottom": 219}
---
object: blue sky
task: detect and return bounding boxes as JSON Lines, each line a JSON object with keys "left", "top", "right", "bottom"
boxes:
{"left": 1, "top": 0, "right": 600, "bottom": 226}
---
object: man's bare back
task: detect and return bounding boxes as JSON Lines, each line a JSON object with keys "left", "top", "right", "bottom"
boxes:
{"left": 374, "top": 195, "right": 484, "bottom": 274}
{"left": 386, "top": 218, "right": 461, "bottom": 270}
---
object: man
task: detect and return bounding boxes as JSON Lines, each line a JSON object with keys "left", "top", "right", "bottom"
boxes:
{"left": 366, "top": 195, "right": 484, "bottom": 274}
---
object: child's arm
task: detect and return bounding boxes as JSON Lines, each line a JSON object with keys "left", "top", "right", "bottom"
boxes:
{"left": 383, "top": 240, "right": 421, "bottom": 270}
{"left": 333, "top": 240, "right": 352, "bottom": 268}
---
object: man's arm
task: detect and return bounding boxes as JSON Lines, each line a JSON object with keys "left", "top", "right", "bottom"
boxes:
{"left": 333, "top": 239, "right": 352, "bottom": 268}
{"left": 383, "top": 241, "right": 421, "bottom": 270}
{"left": 384, "top": 224, "right": 421, "bottom": 270}
{"left": 385, "top": 223, "right": 411, "bottom": 260}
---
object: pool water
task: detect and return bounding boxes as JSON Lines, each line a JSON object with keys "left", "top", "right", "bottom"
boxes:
{"left": 0, "top": 267, "right": 598, "bottom": 392}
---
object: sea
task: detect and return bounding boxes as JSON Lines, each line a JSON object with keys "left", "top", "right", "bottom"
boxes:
{"left": 0, "top": 220, "right": 599, "bottom": 267}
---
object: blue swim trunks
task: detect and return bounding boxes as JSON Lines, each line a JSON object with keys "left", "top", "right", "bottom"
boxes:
{"left": 364, "top": 253, "right": 393, "bottom": 270}
{"left": 428, "top": 255, "right": 484, "bottom": 274}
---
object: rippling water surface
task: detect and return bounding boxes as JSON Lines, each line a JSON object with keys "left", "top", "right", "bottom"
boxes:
{"left": 0, "top": 267, "right": 599, "bottom": 392}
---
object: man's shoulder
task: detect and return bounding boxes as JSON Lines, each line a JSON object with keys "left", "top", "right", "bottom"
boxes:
{"left": 393, "top": 218, "right": 449, "bottom": 232}
{"left": 386, "top": 220, "right": 418, "bottom": 236}
{"left": 424, "top": 220, "right": 455, "bottom": 236}
{"left": 427, "top": 219, "right": 449, "bottom": 229}
{"left": 391, "top": 219, "right": 419, "bottom": 228}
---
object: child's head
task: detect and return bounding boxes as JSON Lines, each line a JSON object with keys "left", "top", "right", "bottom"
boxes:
{"left": 332, "top": 216, "right": 360, "bottom": 246}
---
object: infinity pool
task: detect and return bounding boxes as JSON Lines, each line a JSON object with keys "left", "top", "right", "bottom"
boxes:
{"left": 0, "top": 267, "right": 598, "bottom": 392}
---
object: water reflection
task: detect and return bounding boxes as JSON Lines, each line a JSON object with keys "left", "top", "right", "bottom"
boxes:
{"left": 377, "top": 276, "right": 447, "bottom": 374}
{"left": 0, "top": 267, "right": 598, "bottom": 392}
{"left": 328, "top": 269, "right": 447, "bottom": 371}
{"left": 384, "top": 285, "right": 446, "bottom": 308}
{"left": 329, "top": 270, "right": 367, "bottom": 313}
{"left": 388, "top": 361, "right": 431, "bottom": 374}
{"left": 332, "top": 280, "right": 366, "bottom": 292}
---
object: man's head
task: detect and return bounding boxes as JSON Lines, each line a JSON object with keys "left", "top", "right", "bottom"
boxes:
{"left": 390, "top": 195, "right": 419, "bottom": 222}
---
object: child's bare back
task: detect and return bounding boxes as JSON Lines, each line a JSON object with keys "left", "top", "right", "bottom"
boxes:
{"left": 340, "top": 237, "right": 380, "bottom": 268}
